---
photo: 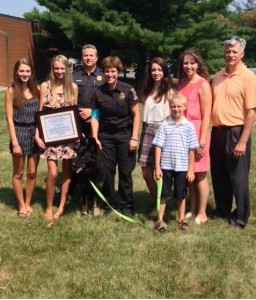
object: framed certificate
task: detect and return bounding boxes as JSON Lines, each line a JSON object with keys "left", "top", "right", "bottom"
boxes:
{"left": 36, "top": 106, "right": 82, "bottom": 146}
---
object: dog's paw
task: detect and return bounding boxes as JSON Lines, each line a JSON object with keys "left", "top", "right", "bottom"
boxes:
{"left": 93, "top": 207, "right": 101, "bottom": 217}
{"left": 81, "top": 210, "right": 88, "bottom": 216}
{"left": 81, "top": 201, "right": 88, "bottom": 216}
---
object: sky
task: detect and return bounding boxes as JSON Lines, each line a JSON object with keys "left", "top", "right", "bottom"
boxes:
{"left": 0, "top": 0, "right": 46, "bottom": 18}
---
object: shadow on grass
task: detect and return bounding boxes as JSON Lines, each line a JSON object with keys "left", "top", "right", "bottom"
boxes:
{"left": 0, "top": 186, "right": 46, "bottom": 211}
{"left": 133, "top": 190, "right": 177, "bottom": 216}
{"left": 0, "top": 184, "right": 216, "bottom": 221}
{"left": 0, "top": 186, "right": 82, "bottom": 214}
{"left": 133, "top": 190, "right": 216, "bottom": 222}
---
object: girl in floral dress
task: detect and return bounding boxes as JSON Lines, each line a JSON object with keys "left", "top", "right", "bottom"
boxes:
{"left": 35, "top": 55, "right": 78, "bottom": 220}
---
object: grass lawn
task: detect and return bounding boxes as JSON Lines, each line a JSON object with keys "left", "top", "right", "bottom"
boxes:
{"left": 0, "top": 90, "right": 256, "bottom": 298}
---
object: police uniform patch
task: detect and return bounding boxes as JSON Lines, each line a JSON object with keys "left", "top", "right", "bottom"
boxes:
{"left": 119, "top": 92, "right": 125, "bottom": 101}
{"left": 130, "top": 88, "right": 138, "bottom": 100}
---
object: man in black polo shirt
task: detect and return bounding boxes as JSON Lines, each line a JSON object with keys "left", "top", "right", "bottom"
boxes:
{"left": 69, "top": 44, "right": 105, "bottom": 204}
{"left": 73, "top": 44, "right": 105, "bottom": 135}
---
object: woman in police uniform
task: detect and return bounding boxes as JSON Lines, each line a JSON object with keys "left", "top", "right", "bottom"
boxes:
{"left": 91, "top": 56, "right": 140, "bottom": 217}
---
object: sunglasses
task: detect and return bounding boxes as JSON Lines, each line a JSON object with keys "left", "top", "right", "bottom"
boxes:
{"left": 226, "top": 36, "right": 245, "bottom": 42}
{"left": 224, "top": 36, "right": 246, "bottom": 48}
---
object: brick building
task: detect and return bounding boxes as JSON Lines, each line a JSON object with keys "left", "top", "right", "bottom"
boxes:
{"left": 0, "top": 14, "right": 49, "bottom": 86}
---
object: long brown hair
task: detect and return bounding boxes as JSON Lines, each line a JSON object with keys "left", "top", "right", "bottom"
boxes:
{"left": 12, "top": 58, "right": 39, "bottom": 108}
{"left": 49, "top": 55, "right": 75, "bottom": 105}
{"left": 177, "top": 49, "right": 209, "bottom": 82}
{"left": 142, "top": 57, "right": 172, "bottom": 103}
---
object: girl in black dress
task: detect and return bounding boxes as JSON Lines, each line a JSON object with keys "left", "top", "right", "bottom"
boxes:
{"left": 5, "top": 58, "right": 40, "bottom": 217}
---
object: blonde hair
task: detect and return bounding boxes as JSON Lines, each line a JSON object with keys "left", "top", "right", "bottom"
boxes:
{"left": 169, "top": 91, "right": 187, "bottom": 106}
{"left": 49, "top": 55, "right": 75, "bottom": 105}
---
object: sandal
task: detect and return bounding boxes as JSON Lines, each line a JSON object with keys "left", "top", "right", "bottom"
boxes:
{"left": 26, "top": 210, "right": 34, "bottom": 217}
{"left": 17, "top": 211, "right": 27, "bottom": 218}
{"left": 154, "top": 220, "right": 167, "bottom": 232}
{"left": 44, "top": 209, "right": 53, "bottom": 221}
{"left": 178, "top": 219, "right": 189, "bottom": 230}
{"left": 53, "top": 210, "right": 64, "bottom": 220}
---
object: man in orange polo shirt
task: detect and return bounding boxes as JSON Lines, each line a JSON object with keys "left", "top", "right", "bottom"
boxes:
{"left": 210, "top": 36, "right": 256, "bottom": 229}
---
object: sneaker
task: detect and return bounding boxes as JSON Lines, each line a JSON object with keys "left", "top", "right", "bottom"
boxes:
{"left": 178, "top": 219, "right": 189, "bottom": 230}
{"left": 185, "top": 212, "right": 194, "bottom": 219}
{"left": 154, "top": 220, "right": 167, "bottom": 232}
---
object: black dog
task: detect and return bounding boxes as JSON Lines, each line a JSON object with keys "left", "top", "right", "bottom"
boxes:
{"left": 72, "top": 137, "right": 106, "bottom": 216}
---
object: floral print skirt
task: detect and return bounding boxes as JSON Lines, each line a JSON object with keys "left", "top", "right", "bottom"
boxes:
{"left": 40, "top": 143, "right": 77, "bottom": 160}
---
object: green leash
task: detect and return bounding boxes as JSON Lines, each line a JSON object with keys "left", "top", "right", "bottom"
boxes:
{"left": 156, "top": 178, "right": 163, "bottom": 216}
{"left": 89, "top": 180, "right": 150, "bottom": 229}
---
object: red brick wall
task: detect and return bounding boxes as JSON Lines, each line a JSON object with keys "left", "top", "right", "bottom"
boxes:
{"left": 0, "top": 14, "right": 49, "bottom": 86}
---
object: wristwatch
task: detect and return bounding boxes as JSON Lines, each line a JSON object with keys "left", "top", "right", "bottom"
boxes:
{"left": 199, "top": 144, "right": 205, "bottom": 148}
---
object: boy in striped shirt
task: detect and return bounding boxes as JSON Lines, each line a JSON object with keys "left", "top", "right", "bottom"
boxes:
{"left": 152, "top": 92, "right": 198, "bottom": 231}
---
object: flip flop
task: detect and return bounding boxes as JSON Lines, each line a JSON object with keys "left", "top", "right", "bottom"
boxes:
{"left": 44, "top": 209, "right": 53, "bottom": 221}
{"left": 17, "top": 211, "right": 27, "bottom": 217}
{"left": 53, "top": 210, "right": 64, "bottom": 220}
{"left": 26, "top": 210, "right": 34, "bottom": 217}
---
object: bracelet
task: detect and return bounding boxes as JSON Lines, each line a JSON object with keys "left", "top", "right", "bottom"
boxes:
{"left": 130, "top": 137, "right": 138, "bottom": 142}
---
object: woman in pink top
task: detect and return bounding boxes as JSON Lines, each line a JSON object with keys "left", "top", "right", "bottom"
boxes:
{"left": 178, "top": 49, "right": 212, "bottom": 224}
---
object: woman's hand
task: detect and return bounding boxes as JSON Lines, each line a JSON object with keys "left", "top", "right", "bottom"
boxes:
{"left": 12, "top": 144, "right": 22, "bottom": 156}
{"left": 94, "top": 137, "right": 102, "bottom": 150}
{"left": 129, "top": 139, "right": 138, "bottom": 152}
{"left": 79, "top": 108, "right": 92, "bottom": 122}
{"left": 35, "top": 136, "right": 46, "bottom": 150}
{"left": 195, "top": 146, "right": 204, "bottom": 161}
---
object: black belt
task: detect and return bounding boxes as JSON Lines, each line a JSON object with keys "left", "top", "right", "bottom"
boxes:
{"left": 213, "top": 125, "right": 243, "bottom": 130}
{"left": 14, "top": 122, "right": 36, "bottom": 127}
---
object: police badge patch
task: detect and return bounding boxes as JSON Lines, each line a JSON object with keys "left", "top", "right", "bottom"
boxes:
{"left": 119, "top": 92, "right": 125, "bottom": 101}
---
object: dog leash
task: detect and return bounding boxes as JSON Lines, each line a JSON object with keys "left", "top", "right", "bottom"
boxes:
{"left": 89, "top": 179, "right": 152, "bottom": 229}
{"left": 156, "top": 178, "right": 163, "bottom": 216}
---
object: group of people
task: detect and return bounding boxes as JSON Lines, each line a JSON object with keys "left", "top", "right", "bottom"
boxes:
{"left": 5, "top": 36, "right": 256, "bottom": 231}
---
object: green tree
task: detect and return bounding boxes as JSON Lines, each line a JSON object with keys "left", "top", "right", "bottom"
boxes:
{"left": 25, "top": 0, "right": 253, "bottom": 79}
{"left": 228, "top": 0, "right": 256, "bottom": 66}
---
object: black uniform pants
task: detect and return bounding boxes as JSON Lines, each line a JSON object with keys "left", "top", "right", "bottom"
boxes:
{"left": 210, "top": 126, "right": 251, "bottom": 227}
{"left": 99, "top": 128, "right": 136, "bottom": 213}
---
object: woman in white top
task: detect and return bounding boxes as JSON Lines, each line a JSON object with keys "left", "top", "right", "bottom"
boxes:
{"left": 138, "top": 57, "right": 173, "bottom": 217}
